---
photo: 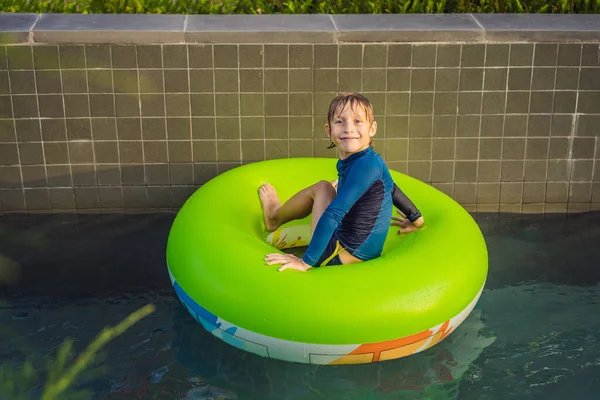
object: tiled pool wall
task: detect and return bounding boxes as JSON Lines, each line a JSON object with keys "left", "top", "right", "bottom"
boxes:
{"left": 0, "top": 14, "right": 599, "bottom": 214}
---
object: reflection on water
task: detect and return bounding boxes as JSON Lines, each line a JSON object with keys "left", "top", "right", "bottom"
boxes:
{"left": 0, "top": 212, "right": 599, "bottom": 399}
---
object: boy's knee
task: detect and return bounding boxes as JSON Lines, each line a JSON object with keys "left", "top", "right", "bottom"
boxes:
{"left": 314, "top": 180, "right": 336, "bottom": 197}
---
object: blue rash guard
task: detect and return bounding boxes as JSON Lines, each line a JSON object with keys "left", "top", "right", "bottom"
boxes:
{"left": 302, "top": 147, "right": 394, "bottom": 266}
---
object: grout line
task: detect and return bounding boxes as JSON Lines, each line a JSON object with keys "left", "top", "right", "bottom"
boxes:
{"left": 211, "top": 45, "right": 219, "bottom": 173}
{"left": 546, "top": 44, "right": 560, "bottom": 210}
{"left": 499, "top": 44, "right": 512, "bottom": 211}
{"left": 30, "top": 46, "right": 51, "bottom": 213}
{"left": 451, "top": 44, "right": 463, "bottom": 202}
{"left": 522, "top": 43, "right": 536, "bottom": 212}
{"left": 28, "top": 14, "right": 42, "bottom": 44}
{"left": 135, "top": 43, "right": 149, "bottom": 209}
{"left": 474, "top": 44, "right": 487, "bottom": 213}
{"left": 109, "top": 45, "right": 125, "bottom": 211}
{"left": 187, "top": 44, "right": 196, "bottom": 187}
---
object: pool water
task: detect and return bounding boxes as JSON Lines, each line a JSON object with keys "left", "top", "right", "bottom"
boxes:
{"left": 1, "top": 212, "right": 599, "bottom": 399}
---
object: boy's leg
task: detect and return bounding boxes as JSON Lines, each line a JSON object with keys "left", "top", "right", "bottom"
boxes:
{"left": 259, "top": 181, "right": 336, "bottom": 233}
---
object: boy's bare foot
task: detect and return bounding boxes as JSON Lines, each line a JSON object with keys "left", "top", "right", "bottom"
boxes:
{"left": 258, "top": 183, "right": 281, "bottom": 232}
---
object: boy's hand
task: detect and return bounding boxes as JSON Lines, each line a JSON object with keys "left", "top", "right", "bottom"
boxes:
{"left": 265, "top": 253, "right": 312, "bottom": 272}
{"left": 391, "top": 210, "right": 424, "bottom": 234}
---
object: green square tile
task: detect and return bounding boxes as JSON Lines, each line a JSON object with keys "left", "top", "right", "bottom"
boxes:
{"left": 239, "top": 45, "right": 263, "bottom": 68}
{"left": 0, "top": 143, "right": 18, "bottom": 165}
{"left": 67, "top": 141, "right": 93, "bottom": 164}
{"left": 456, "top": 115, "right": 480, "bottom": 137}
{"left": 553, "top": 91, "right": 577, "bottom": 113}
{"left": 527, "top": 115, "right": 551, "bottom": 137}
{"left": 0, "top": 96, "right": 12, "bottom": 118}
{"left": 214, "top": 69, "right": 238, "bottom": 92}
{"left": 191, "top": 94, "right": 215, "bottom": 116}
{"left": 241, "top": 94, "right": 264, "bottom": 117}
{"left": 164, "top": 69, "right": 190, "bottom": 93}
{"left": 461, "top": 45, "right": 485, "bottom": 67}
{"left": 407, "top": 161, "right": 431, "bottom": 182}
{"left": 408, "top": 138, "right": 432, "bottom": 160}
{"left": 168, "top": 141, "right": 192, "bottom": 163}
{"left": 189, "top": 45, "right": 213, "bottom": 68}
{"left": 557, "top": 44, "right": 581, "bottom": 67}
{"left": 363, "top": 45, "right": 386, "bottom": 68}
{"left": 140, "top": 94, "right": 164, "bottom": 117}
{"left": 34, "top": 46, "right": 60, "bottom": 69}
{"left": 385, "top": 139, "right": 408, "bottom": 161}
{"left": 240, "top": 69, "right": 263, "bottom": 92}
{"left": 485, "top": 44, "right": 509, "bottom": 67}
{"left": 113, "top": 69, "right": 139, "bottom": 93}
{"left": 170, "top": 163, "right": 194, "bottom": 185}
{"left": 163, "top": 45, "right": 188, "bottom": 68}
{"left": 549, "top": 138, "right": 569, "bottom": 159}
{"left": 572, "top": 137, "right": 595, "bottom": 159}
{"left": 534, "top": 44, "right": 558, "bottom": 67}
{"left": 504, "top": 115, "right": 527, "bottom": 137}
{"left": 577, "top": 91, "right": 600, "bottom": 113}
{"left": 547, "top": 159, "right": 570, "bottom": 181}
{"left": 578, "top": 67, "right": 600, "bottom": 90}
{"left": 13, "top": 95, "right": 39, "bottom": 118}
{"left": 436, "top": 45, "right": 460, "bottom": 67}
{"left": 189, "top": 69, "right": 213, "bottom": 93}
{"left": 0, "top": 71, "right": 8, "bottom": 95}
{"left": 314, "top": 92, "right": 336, "bottom": 117}
{"left": 215, "top": 94, "right": 239, "bottom": 117}
{"left": 264, "top": 45, "right": 288, "bottom": 68}
{"left": 165, "top": 94, "right": 189, "bottom": 117}
{"left": 435, "top": 69, "right": 459, "bottom": 92}
{"left": 524, "top": 160, "right": 547, "bottom": 181}
{"left": 388, "top": 44, "right": 411, "bottom": 67}
{"left": 454, "top": 161, "right": 477, "bottom": 182}
{"left": 191, "top": 117, "right": 215, "bottom": 140}
{"left": 314, "top": 69, "right": 337, "bottom": 92}
{"left": 193, "top": 163, "right": 218, "bottom": 185}
{"left": 575, "top": 114, "right": 600, "bottom": 137}
{"left": 35, "top": 70, "right": 62, "bottom": 94}
{"left": 386, "top": 116, "right": 408, "bottom": 138}
{"left": 477, "top": 183, "right": 500, "bottom": 204}
{"left": 510, "top": 44, "right": 534, "bottom": 66}
{"left": 85, "top": 45, "right": 111, "bottom": 68}
{"left": 501, "top": 160, "right": 524, "bottom": 181}
{"left": 363, "top": 69, "right": 386, "bottom": 92}
{"left": 531, "top": 68, "right": 555, "bottom": 90}
{"left": 62, "top": 70, "right": 87, "bottom": 93}
{"left": 143, "top": 142, "right": 168, "bottom": 163}
{"left": 265, "top": 116, "right": 288, "bottom": 139}
{"left": 290, "top": 139, "right": 313, "bottom": 157}
{"left": 216, "top": 117, "right": 239, "bottom": 139}
{"left": 289, "top": 117, "right": 313, "bottom": 138}
{"left": 409, "top": 116, "right": 432, "bottom": 138}
{"left": 66, "top": 119, "right": 91, "bottom": 141}
{"left": 433, "top": 116, "right": 456, "bottom": 137}
{"left": 434, "top": 92, "right": 457, "bottom": 115}
{"left": 94, "top": 142, "right": 119, "bottom": 164}
{"left": 15, "top": 119, "right": 41, "bottom": 142}
{"left": 241, "top": 140, "right": 265, "bottom": 162}
{"left": 502, "top": 138, "right": 525, "bottom": 159}
{"left": 118, "top": 141, "right": 143, "bottom": 163}
{"left": 459, "top": 68, "right": 483, "bottom": 91}
{"left": 265, "top": 94, "right": 288, "bottom": 116}
{"left": 137, "top": 45, "right": 162, "bottom": 68}
{"left": 289, "top": 93, "right": 312, "bottom": 116}
{"left": 192, "top": 141, "right": 217, "bottom": 162}
{"left": 214, "top": 45, "right": 238, "bottom": 68}
{"left": 289, "top": 69, "right": 313, "bottom": 92}
{"left": 39, "top": 95, "right": 64, "bottom": 118}
{"left": 529, "top": 91, "right": 553, "bottom": 113}
{"left": 431, "top": 161, "right": 454, "bottom": 182}
{"left": 111, "top": 45, "right": 136, "bottom": 68}
{"left": 411, "top": 69, "right": 434, "bottom": 92}
{"left": 482, "top": 92, "right": 506, "bottom": 115}
{"left": 525, "top": 138, "right": 549, "bottom": 160}
{"left": 7, "top": 46, "right": 33, "bottom": 70}
{"left": 314, "top": 45, "right": 337, "bottom": 68}
{"left": 166, "top": 117, "right": 191, "bottom": 140}
{"left": 571, "top": 160, "right": 593, "bottom": 181}
{"left": 410, "top": 93, "right": 433, "bottom": 115}
{"left": 241, "top": 117, "right": 264, "bottom": 139}
{"left": 10, "top": 70, "right": 35, "bottom": 94}
{"left": 545, "top": 182, "right": 568, "bottom": 203}
{"left": 339, "top": 44, "right": 362, "bottom": 68}
{"left": 266, "top": 139, "right": 289, "bottom": 160}
{"left": 480, "top": 138, "right": 502, "bottom": 159}
{"left": 265, "top": 69, "right": 288, "bottom": 92}
{"left": 458, "top": 92, "right": 481, "bottom": 115}
{"left": 143, "top": 119, "right": 167, "bottom": 141}
{"left": 507, "top": 68, "right": 532, "bottom": 90}
{"left": 505, "top": 92, "right": 530, "bottom": 114}
{"left": 0, "top": 47, "right": 7, "bottom": 70}
{"left": 500, "top": 182, "right": 523, "bottom": 203}
{"left": 121, "top": 165, "right": 146, "bottom": 186}
{"left": 455, "top": 138, "right": 478, "bottom": 160}
{"left": 412, "top": 45, "right": 436, "bottom": 67}
{"left": 387, "top": 69, "right": 410, "bottom": 91}
{"left": 335, "top": 66, "right": 362, "bottom": 91}
{"left": 478, "top": 161, "right": 501, "bottom": 182}
{"left": 24, "top": 188, "right": 50, "bottom": 210}
{"left": 484, "top": 68, "right": 507, "bottom": 91}
{"left": 289, "top": 45, "right": 313, "bottom": 68}
{"left": 582, "top": 44, "right": 600, "bottom": 66}
{"left": 91, "top": 118, "right": 116, "bottom": 140}
{"left": 88, "top": 70, "right": 114, "bottom": 93}
{"left": 386, "top": 92, "right": 409, "bottom": 115}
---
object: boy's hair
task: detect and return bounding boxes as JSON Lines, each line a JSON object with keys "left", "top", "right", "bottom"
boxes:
{"left": 326, "top": 92, "right": 374, "bottom": 149}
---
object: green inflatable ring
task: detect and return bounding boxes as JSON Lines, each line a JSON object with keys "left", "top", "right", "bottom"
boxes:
{"left": 166, "top": 158, "right": 488, "bottom": 365}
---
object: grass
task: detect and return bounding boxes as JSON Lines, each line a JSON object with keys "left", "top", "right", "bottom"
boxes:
{"left": 0, "top": 0, "right": 598, "bottom": 14}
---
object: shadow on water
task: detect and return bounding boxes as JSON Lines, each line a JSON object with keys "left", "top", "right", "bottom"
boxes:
{"left": 0, "top": 211, "right": 599, "bottom": 399}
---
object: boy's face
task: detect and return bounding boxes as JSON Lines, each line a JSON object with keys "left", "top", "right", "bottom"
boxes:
{"left": 325, "top": 102, "right": 377, "bottom": 160}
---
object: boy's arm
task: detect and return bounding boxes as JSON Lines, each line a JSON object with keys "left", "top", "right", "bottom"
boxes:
{"left": 391, "top": 184, "right": 424, "bottom": 232}
{"left": 302, "top": 160, "right": 380, "bottom": 266}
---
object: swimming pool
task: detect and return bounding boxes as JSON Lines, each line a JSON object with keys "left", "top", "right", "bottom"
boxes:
{"left": 1, "top": 211, "right": 599, "bottom": 399}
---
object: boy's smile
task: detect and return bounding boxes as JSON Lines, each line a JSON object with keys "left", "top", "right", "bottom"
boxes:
{"left": 325, "top": 103, "right": 377, "bottom": 160}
